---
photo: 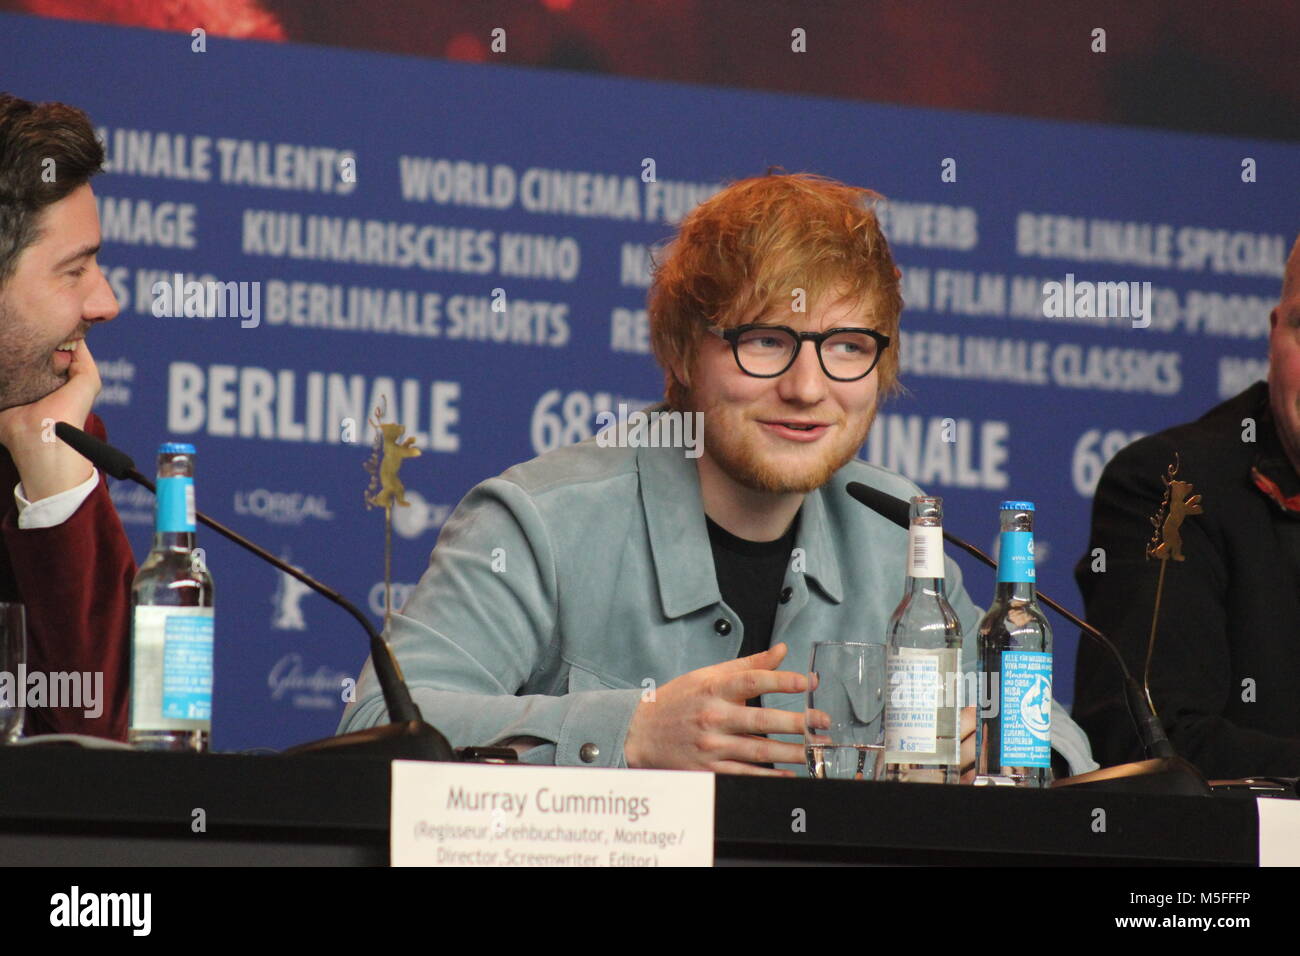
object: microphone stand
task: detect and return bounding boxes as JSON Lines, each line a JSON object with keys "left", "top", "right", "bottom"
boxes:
{"left": 56, "top": 423, "right": 454, "bottom": 761}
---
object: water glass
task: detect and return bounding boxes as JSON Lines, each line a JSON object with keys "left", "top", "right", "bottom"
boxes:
{"left": 805, "top": 641, "right": 886, "bottom": 780}
{"left": 0, "top": 603, "right": 26, "bottom": 743}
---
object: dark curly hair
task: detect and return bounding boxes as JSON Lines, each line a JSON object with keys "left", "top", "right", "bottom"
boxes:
{"left": 0, "top": 92, "right": 105, "bottom": 288}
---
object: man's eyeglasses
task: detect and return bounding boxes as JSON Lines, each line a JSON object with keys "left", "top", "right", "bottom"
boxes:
{"left": 707, "top": 324, "right": 891, "bottom": 382}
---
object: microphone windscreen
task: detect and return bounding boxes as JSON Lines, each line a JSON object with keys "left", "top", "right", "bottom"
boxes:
{"left": 54, "top": 421, "right": 137, "bottom": 480}
{"left": 845, "top": 481, "right": 910, "bottom": 530}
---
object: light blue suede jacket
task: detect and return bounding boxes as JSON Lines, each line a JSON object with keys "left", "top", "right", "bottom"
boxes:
{"left": 338, "top": 433, "right": 1097, "bottom": 775}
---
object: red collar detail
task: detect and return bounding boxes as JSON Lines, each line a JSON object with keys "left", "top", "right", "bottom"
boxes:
{"left": 1251, "top": 466, "right": 1300, "bottom": 514}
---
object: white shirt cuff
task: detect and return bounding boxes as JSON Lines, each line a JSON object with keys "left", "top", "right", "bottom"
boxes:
{"left": 14, "top": 470, "right": 99, "bottom": 530}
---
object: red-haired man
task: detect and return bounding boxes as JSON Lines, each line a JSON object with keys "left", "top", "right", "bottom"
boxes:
{"left": 342, "top": 173, "right": 1095, "bottom": 778}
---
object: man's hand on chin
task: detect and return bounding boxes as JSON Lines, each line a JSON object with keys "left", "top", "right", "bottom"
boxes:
{"left": 0, "top": 340, "right": 101, "bottom": 502}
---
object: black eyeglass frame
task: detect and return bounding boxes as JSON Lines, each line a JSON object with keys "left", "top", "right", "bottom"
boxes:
{"left": 707, "top": 324, "right": 892, "bottom": 381}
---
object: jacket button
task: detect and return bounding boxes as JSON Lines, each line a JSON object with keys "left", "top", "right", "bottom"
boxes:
{"left": 714, "top": 618, "right": 732, "bottom": 635}
{"left": 579, "top": 743, "right": 600, "bottom": 763}
{"left": 779, "top": 587, "right": 793, "bottom": 604}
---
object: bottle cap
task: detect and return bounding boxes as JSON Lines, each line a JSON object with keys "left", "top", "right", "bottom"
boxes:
{"left": 158, "top": 442, "right": 196, "bottom": 455}
{"left": 999, "top": 500, "right": 1035, "bottom": 511}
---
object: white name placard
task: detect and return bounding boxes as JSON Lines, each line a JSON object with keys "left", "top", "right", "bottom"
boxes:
{"left": 1257, "top": 797, "right": 1300, "bottom": 866}
{"left": 391, "top": 761, "right": 715, "bottom": 867}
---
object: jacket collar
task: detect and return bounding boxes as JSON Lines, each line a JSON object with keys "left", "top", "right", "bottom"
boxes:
{"left": 1252, "top": 395, "right": 1300, "bottom": 516}
{"left": 637, "top": 438, "right": 844, "bottom": 619}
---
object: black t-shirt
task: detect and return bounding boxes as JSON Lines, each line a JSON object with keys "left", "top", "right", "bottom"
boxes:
{"left": 706, "top": 511, "right": 800, "bottom": 668}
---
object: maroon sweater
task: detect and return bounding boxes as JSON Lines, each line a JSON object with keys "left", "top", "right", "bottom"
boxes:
{"left": 0, "top": 413, "right": 132, "bottom": 739}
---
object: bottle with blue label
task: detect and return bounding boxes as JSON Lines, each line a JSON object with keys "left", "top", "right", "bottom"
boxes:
{"left": 884, "top": 496, "right": 963, "bottom": 784}
{"left": 129, "top": 443, "right": 214, "bottom": 751}
{"left": 976, "top": 501, "right": 1053, "bottom": 787}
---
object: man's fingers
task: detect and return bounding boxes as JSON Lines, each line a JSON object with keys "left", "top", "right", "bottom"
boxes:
{"left": 711, "top": 760, "right": 795, "bottom": 777}
{"left": 700, "top": 730, "right": 805, "bottom": 767}
{"left": 747, "top": 736, "right": 807, "bottom": 766}
{"left": 804, "top": 707, "right": 832, "bottom": 731}
{"left": 66, "top": 339, "right": 102, "bottom": 394}
{"left": 767, "top": 743, "right": 809, "bottom": 767}
{"left": 717, "top": 667, "right": 806, "bottom": 701}
{"left": 722, "top": 734, "right": 805, "bottom": 767}
{"left": 713, "top": 641, "right": 788, "bottom": 674}
{"left": 738, "top": 705, "right": 806, "bottom": 738}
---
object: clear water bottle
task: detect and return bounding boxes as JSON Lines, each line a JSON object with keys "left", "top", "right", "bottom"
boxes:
{"left": 129, "top": 443, "right": 214, "bottom": 751}
{"left": 884, "top": 496, "right": 963, "bottom": 784}
{"left": 976, "top": 501, "right": 1053, "bottom": 787}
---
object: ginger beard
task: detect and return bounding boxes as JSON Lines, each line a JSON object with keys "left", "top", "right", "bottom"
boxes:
{"left": 690, "top": 386, "right": 879, "bottom": 495}
{"left": 678, "top": 287, "right": 887, "bottom": 495}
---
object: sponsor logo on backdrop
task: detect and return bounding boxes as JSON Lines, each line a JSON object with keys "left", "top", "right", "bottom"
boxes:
{"left": 862, "top": 415, "right": 1010, "bottom": 491}
{"left": 271, "top": 563, "right": 315, "bottom": 631}
{"left": 531, "top": 389, "right": 658, "bottom": 454}
{"left": 1071, "top": 429, "right": 1146, "bottom": 496}
{"left": 370, "top": 582, "right": 418, "bottom": 618}
{"left": 94, "top": 194, "right": 197, "bottom": 249}
{"left": 167, "top": 362, "right": 460, "bottom": 449}
{"left": 109, "top": 479, "right": 155, "bottom": 525}
{"left": 391, "top": 490, "right": 452, "bottom": 540}
{"left": 95, "top": 357, "right": 135, "bottom": 407}
{"left": 1015, "top": 214, "right": 1287, "bottom": 278}
{"left": 610, "top": 306, "right": 649, "bottom": 353}
{"left": 98, "top": 126, "right": 357, "bottom": 195}
{"left": 898, "top": 332, "right": 1182, "bottom": 395}
{"left": 876, "top": 200, "right": 979, "bottom": 250}
{"left": 1219, "top": 356, "right": 1268, "bottom": 399}
{"left": 267, "top": 653, "right": 351, "bottom": 710}
{"left": 395, "top": 158, "right": 719, "bottom": 225}
{"left": 233, "top": 488, "right": 335, "bottom": 525}
{"left": 258, "top": 281, "right": 570, "bottom": 347}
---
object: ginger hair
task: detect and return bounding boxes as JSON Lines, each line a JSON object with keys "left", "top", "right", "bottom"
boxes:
{"left": 648, "top": 172, "right": 903, "bottom": 410}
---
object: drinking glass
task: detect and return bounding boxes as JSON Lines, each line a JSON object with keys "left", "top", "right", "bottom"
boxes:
{"left": 805, "top": 641, "right": 886, "bottom": 780}
{"left": 0, "top": 603, "right": 26, "bottom": 743}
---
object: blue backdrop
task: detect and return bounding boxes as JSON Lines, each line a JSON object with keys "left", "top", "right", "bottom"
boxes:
{"left": 3, "top": 12, "right": 1295, "bottom": 751}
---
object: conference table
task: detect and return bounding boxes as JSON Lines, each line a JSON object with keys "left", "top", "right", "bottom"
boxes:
{"left": 0, "top": 746, "right": 1263, "bottom": 865}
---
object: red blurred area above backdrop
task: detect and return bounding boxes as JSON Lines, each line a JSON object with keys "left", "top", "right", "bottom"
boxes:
{"left": 3, "top": 0, "right": 1297, "bottom": 142}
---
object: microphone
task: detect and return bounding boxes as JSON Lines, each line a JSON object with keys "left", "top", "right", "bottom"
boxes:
{"left": 846, "top": 481, "right": 1207, "bottom": 794}
{"left": 56, "top": 422, "right": 454, "bottom": 761}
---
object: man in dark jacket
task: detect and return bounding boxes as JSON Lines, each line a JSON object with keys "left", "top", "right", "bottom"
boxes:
{"left": 1074, "top": 235, "right": 1300, "bottom": 779}
{"left": 0, "top": 92, "right": 131, "bottom": 739}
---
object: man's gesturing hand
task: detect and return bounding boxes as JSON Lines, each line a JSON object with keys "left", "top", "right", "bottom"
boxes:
{"left": 622, "top": 642, "right": 808, "bottom": 775}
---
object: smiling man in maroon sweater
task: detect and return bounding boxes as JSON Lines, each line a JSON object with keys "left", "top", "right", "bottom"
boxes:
{"left": 0, "top": 92, "right": 131, "bottom": 740}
